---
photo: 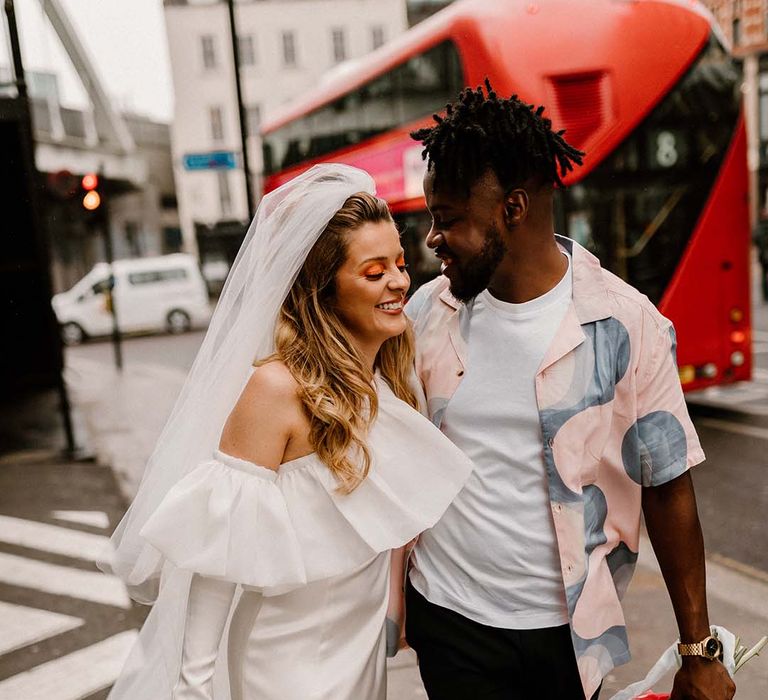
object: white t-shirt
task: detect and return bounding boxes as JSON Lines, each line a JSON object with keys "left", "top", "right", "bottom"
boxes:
{"left": 410, "top": 253, "right": 573, "bottom": 629}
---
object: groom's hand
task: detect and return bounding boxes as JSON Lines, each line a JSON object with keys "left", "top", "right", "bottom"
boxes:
{"left": 670, "top": 658, "right": 735, "bottom": 699}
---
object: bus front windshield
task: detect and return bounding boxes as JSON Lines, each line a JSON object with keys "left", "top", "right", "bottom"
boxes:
{"left": 555, "top": 36, "right": 741, "bottom": 305}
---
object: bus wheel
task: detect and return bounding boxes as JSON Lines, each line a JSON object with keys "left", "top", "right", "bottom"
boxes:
{"left": 166, "top": 309, "right": 191, "bottom": 334}
{"left": 61, "top": 322, "right": 86, "bottom": 346}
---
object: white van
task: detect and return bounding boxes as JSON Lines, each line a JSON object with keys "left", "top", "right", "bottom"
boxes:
{"left": 52, "top": 254, "right": 212, "bottom": 345}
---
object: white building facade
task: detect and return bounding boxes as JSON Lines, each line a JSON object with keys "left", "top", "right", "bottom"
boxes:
{"left": 163, "top": 0, "right": 409, "bottom": 254}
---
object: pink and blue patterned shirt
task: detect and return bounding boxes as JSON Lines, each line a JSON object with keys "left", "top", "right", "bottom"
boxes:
{"left": 406, "top": 235, "right": 705, "bottom": 698}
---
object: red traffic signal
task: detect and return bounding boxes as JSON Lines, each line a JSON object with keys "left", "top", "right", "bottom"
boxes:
{"left": 80, "top": 173, "right": 102, "bottom": 211}
{"left": 81, "top": 173, "right": 99, "bottom": 191}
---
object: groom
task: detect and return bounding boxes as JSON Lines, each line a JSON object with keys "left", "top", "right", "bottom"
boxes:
{"left": 404, "top": 84, "right": 735, "bottom": 700}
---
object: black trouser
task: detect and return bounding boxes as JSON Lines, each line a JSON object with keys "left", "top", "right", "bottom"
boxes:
{"left": 405, "top": 580, "right": 600, "bottom": 700}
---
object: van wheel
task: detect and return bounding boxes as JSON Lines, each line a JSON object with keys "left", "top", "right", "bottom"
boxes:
{"left": 61, "top": 322, "right": 86, "bottom": 346}
{"left": 166, "top": 309, "right": 191, "bottom": 334}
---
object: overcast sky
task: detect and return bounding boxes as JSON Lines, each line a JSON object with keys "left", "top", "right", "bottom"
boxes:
{"left": 2, "top": 0, "right": 173, "bottom": 122}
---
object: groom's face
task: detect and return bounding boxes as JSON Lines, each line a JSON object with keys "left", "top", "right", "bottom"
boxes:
{"left": 423, "top": 168, "right": 508, "bottom": 303}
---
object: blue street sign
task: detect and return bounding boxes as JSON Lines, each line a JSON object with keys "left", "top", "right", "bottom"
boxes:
{"left": 183, "top": 151, "right": 237, "bottom": 171}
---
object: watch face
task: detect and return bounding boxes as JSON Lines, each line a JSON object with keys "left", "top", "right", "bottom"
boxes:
{"left": 705, "top": 638, "right": 721, "bottom": 657}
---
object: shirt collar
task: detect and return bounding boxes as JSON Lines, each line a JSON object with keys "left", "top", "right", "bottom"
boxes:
{"left": 437, "top": 235, "right": 612, "bottom": 325}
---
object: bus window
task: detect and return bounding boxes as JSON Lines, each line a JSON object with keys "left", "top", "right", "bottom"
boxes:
{"left": 263, "top": 41, "right": 464, "bottom": 174}
{"left": 556, "top": 36, "right": 740, "bottom": 304}
{"left": 394, "top": 210, "right": 442, "bottom": 293}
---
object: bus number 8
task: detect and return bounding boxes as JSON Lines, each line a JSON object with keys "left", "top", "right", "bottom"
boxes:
{"left": 655, "top": 130, "right": 678, "bottom": 168}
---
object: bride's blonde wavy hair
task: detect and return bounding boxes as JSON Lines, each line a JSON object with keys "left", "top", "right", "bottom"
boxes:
{"left": 261, "top": 192, "right": 417, "bottom": 494}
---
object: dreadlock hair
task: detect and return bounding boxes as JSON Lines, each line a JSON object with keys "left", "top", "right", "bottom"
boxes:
{"left": 411, "top": 79, "right": 584, "bottom": 194}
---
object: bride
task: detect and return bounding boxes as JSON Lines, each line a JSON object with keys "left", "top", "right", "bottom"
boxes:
{"left": 100, "top": 164, "right": 473, "bottom": 699}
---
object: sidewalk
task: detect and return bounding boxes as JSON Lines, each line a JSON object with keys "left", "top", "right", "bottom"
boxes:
{"left": 0, "top": 355, "right": 765, "bottom": 698}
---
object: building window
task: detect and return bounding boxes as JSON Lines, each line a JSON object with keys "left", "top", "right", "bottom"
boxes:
{"left": 125, "top": 222, "right": 141, "bottom": 257}
{"left": 239, "top": 35, "right": 256, "bottom": 67}
{"left": 371, "top": 25, "right": 385, "bottom": 50}
{"left": 331, "top": 28, "right": 347, "bottom": 63}
{"left": 201, "top": 35, "right": 217, "bottom": 70}
{"left": 217, "top": 170, "right": 232, "bottom": 217}
{"left": 732, "top": 18, "right": 741, "bottom": 46}
{"left": 282, "top": 31, "right": 297, "bottom": 67}
{"left": 759, "top": 73, "right": 768, "bottom": 143}
{"left": 247, "top": 104, "right": 261, "bottom": 138}
{"left": 210, "top": 106, "right": 224, "bottom": 141}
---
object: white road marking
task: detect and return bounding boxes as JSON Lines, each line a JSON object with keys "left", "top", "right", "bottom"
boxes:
{"left": 50, "top": 510, "right": 110, "bottom": 530}
{"left": 0, "top": 630, "right": 137, "bottom": 700}
{"left": 0, "top": 601, "right": 83, "bottom": 656}
{"left": 0, "top": 552, "right": 131, "bottom": 608}
{"left": 0, "top": 515, "right": 110, "bottom": 562}
{"left": 697, "top": 417, "right": 768, "bottom": 441}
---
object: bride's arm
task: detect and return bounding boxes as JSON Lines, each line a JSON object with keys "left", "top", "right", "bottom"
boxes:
{"left": 173, "top": 575, "right": 236, "bottom": 699}
{"left": 173, "top": 363, "right": 300, "bottom": 697}
{"left": 386, "top": 546, "right": 407, "bottom": 657}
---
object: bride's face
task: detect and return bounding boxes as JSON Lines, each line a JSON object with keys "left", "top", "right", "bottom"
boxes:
{"left": 333, "top": 220, "right": 410, "bottom": 352}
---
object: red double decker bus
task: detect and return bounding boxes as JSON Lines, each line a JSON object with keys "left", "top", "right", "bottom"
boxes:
{"left": 261, "top": 0, "right": 751, "bottom": 391}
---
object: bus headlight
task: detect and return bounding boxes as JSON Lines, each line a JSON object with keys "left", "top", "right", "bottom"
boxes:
{"left": 730, "top": 351, "right": 745, "bottom": 367}
{"left": 699, "top": 363, "right": 718, "bottom": 379}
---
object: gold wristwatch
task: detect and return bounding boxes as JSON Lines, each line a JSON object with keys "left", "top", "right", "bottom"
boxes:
{"left": 677, "top": 634, "right": 723, "bottom": 661}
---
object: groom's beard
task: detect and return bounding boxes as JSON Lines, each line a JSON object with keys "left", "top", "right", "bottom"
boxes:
{"left": 447, "top": 223, "right": 507, "bottom": 303}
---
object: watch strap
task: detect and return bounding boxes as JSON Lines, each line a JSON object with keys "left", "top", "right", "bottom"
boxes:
{"left": 677, "top": 635, "right": 722, "bottom": 660}
{"left": 678, "top": 641, "right": 706, "bottom": 656}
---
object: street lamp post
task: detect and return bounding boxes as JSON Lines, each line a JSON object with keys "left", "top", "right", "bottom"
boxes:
{"left": 226, "top": 0, "right": 256, "bottom": 221}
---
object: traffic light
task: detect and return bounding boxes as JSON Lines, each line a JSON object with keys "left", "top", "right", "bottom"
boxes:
{"left": 80, "top": 172, "right": 101, "bottom": 212}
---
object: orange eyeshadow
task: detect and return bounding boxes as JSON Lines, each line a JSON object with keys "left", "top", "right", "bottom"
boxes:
{"left": 363, "top": 264, "right": 385, "bottom": 276}
{"left": 396, "top": 255, "right": 406, "bottom": 267}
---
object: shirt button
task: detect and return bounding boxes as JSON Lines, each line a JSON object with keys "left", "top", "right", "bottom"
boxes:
{"left": 457, "top": 369, "right": 464, "bottom": 376}
{"left": 553, "top": 503, "right": 562, "bottom": 514}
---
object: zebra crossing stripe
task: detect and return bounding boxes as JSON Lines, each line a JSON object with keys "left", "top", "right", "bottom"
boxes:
{"left": 0, "top": 630, "right": 137, "bottom": 700}
{"left": 0, "top": 601, "right": 83, "bottom": 656}
{"left": 0, "top": 515, "right": 111, "bottom": 562}
{"left": 50, "top": 510, "right": 110, "bottom": 529}
{"left": 0, "top": 552, "right": 131, "bottom": 608}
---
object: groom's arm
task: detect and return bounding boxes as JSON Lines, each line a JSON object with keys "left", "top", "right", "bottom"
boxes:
{"left": 634, "top": 313, "right": 733, "bottom": 700}
{"left": 643, "top": 475, "right": 735, "bottom": 699}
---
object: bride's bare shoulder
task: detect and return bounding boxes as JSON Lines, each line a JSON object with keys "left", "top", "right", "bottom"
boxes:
{"left": 246, "top": 360, "right": 300, "bottom": 397}
{"left": 218, "top": 361, "right": 302, "bottom": 468}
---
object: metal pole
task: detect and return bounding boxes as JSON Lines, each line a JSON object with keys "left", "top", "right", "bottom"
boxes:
{"left": 4, "top": 0, "right": 77, "bottom": 455}
{"left": 226, "top": 0, "right": 255, "bottom": 220}
{"left": 4, "top": 0, "right": 27, "bottom": 99}
{"left": 99, "top": 179, "right": 123, "bottom": 371}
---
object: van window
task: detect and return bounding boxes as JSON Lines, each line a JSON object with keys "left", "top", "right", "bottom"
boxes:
{"left": 128, "top": 268, "right": 188, "bottom": 285}
{"left": 92, "top": 278, "right": 111, "bottom": 293}
{"left": 77, "top": 278, "right": 110, "bottom": 301}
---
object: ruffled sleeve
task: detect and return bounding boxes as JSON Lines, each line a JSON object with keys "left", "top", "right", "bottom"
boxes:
{"left": 140, "top": 377, "right": 473, "bottom": 595}
{"left": 139, "top": 454, "right": 309, "bottom": 592}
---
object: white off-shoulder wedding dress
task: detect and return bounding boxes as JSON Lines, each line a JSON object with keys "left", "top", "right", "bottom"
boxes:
{"left": 108, "top": 376, "right": 473, "bottom": 700}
